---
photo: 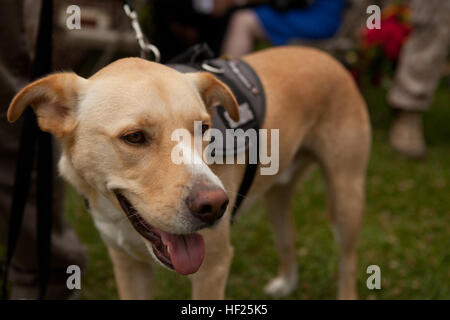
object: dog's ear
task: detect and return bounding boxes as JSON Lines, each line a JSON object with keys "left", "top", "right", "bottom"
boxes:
{"left": 7, "top": 72, "right": 86, "bottom": 138}
{"left": 186, "top": 72, "right": 240, "bottom": 122}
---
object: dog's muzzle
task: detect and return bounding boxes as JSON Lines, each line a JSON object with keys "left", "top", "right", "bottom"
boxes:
{"left": 114, "top": 191, "right": 206, "bottom": 275}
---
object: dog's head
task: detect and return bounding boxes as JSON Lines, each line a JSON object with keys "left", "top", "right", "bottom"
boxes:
{"left": 7, "top": 58, "right": 239, "bottom": 275}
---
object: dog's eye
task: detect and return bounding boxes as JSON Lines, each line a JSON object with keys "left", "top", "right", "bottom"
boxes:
{"left": 201, "top": 124, "right": 210, "bottom": 135}
{"left": 122, "top": 131, "right": 147, "bottom": 145}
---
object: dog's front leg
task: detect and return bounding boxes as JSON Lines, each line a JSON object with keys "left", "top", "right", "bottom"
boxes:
{"left": 189, "top": 214, "right": 234, "bottom": 300}
{"left": 107, "top": 246, "right": 154, "bottom": 300}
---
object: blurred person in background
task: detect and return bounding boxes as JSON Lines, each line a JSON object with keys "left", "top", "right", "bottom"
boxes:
{"left": 387, "top": 0, "right": 450, "bottom": 158}
{"left": 220, "top": 0, "right": 345, "bottom": 56}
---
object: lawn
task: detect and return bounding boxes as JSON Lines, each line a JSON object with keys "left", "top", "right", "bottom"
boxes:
{"left": 63, "top": 77, "right": 450, "bottom": 300}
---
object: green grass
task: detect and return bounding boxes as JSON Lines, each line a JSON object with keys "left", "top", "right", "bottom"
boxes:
{"left": 48, "top": 79, "right": 450, "bottom": 299}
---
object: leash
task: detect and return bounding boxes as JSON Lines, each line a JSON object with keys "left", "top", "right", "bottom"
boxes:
{"left": 121, "top": 0, "right": 161, "bottom": 62}
{"left": 1, "top": 0, "right": 54, "bottom": 300}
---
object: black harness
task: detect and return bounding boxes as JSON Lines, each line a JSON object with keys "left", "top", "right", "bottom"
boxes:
{"left": 168, "top": 45, "right": 266, "bottom": 219}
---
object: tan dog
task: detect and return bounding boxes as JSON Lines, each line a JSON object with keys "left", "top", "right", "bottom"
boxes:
{"left": 7, "top": 47, "right": 370, "bottom": 300}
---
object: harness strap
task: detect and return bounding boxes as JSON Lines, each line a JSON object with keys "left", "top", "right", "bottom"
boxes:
{"left": 205, "top": 59, "right": 264, "bottom": 221}
{"left": 230, "top": 138, "right": 259, "bottom": 221}
{"left": 169, "top": 54, "right": 265, "bottom": 222}
{"left": 209, "top": 61, "right": 261, "bottom": 221}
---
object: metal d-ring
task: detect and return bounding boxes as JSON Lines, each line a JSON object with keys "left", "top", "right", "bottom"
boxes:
{"left": 201, "top": 62, "right": 224, "bottom": 74}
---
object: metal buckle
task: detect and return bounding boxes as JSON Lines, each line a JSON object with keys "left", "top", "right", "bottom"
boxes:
{"left": 201, "top": 62, "right": 224, "bottom": 74}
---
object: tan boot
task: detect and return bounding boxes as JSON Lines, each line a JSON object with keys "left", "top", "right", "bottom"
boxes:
{"left": 389, "top": 110, "right": 426, "bottom": 158}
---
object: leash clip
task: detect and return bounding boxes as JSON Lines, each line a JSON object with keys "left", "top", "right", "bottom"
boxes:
{"left": 122, "top": 1, "right": 161, "bottom": 62}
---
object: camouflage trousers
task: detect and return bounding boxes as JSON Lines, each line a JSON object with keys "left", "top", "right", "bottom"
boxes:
{"left": 388, "top": 0, "right": 450, "bottom": 111}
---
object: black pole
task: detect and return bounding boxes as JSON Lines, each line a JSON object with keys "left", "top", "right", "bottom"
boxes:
{"left": 1, "top": 0, "right": 54, "bottom": 300}
{"left": 33, "top": 0, "right": 54, "bottom": 300}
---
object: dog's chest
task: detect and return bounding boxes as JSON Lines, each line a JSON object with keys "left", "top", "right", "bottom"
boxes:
{"left": 90, "top": 195, "right": 151, "bottom": 262}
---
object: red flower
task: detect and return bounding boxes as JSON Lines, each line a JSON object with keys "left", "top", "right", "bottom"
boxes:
{"left": 363, "top": 27, "right": 385, "bottom": 47}
{"left": 381, "top": 16, "right": 412, "bottom": 59}
{"left": 362, "top": 15, "right": 412, "bottom": 60}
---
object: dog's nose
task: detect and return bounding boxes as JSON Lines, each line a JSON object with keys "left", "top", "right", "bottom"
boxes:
{"left": 187, "top": 182, "right": 229, "bottom": 225}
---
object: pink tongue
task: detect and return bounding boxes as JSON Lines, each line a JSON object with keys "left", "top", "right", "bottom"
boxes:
{"left": 160, "top": 231, "right": 205, "bottom": 275}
